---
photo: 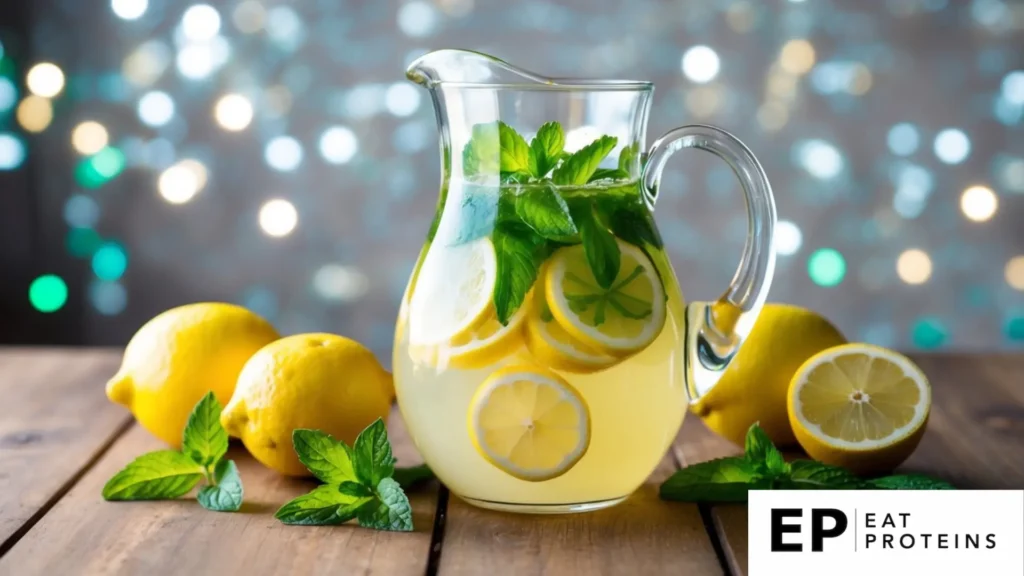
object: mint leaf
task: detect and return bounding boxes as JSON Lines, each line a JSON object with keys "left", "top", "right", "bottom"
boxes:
{"left": 867, "top": 474, "right": 955, "bottom": 490}
{"left": 588, "top": 168, "right": 629, "bottom": 183}
{"left": 182, "top": 391, "right": 228, "bottom": 468}
{"left": 783, "top": 460, "right": 861, "bottom": 489}
{"left": 552, "top": 135, "right": 618, "bottom": 185}
{"left": 618, "top": 142, "right": 639, "bottom": 172}
{"left": 607, "top": 203, "right": 663, "bottom": 249}
{"left": 571, "top": 200, "right": 620, "bottom": 289}
{"left": 197, "top": 459, "right": 243, "bottom": 512}
{"left": 515, "top": 184, "right": 577, "bottom": 241}
{"left": 353, "top": 419, "right": 396, "bottom": 488}
{"left": 340, "top": 481, "right": 374, "bottom": 498}
{"left": 498, "top": 122, "right": 531, "bottom": 175}
{"left": 275, "top": 484, "right": 372, "bottom": 525}
{"left": 493, "top": 224, "right": 541, "bottom": 324}
{"left": 744, "top": 424, "right": 778, "bottom": 463}
{"left": 102, "top": 451, "right": 204, "bottom": 501}
{"left": 462, "top": 122, "right": 500, "bottom": 176}
{"left": 293, "top": 429, "right": 359, "bottom": 485}
{"left": 357, "top": 477, "right": 413, "bottom": 532}
{"left": 393, "top": 464, "right": 434, "bottom": 490}
{"left": 529, "top": 121, "right": 564, "bottom": 178}
{"left": 659, "top": 457, "right": 763, "bottom": 503}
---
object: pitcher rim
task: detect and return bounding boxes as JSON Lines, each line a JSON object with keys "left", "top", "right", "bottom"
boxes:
{"left": 411, "top": 78, "right": 654, "bottom": 92}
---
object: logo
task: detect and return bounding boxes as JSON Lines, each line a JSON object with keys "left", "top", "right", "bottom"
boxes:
{"left": 749, "top": 490, "right": 1024, "bottom": 575}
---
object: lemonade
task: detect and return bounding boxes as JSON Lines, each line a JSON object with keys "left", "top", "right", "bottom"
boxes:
{"left": 394, "top": 178, "right": 688, "bottom": 512}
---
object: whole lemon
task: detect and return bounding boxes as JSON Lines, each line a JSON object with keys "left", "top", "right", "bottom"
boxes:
{"left": 221, "top": 333, "right": 395, "bottom": 476}
{"left": 691, "top": 303, "right": 846, "bottom": 447}
{"left": 106, "top": 303, "right": 279, "bottom": 447}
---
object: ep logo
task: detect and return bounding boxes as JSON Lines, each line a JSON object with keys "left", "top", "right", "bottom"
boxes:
{"left": 771, "top": 508, "right": 848, "bottom": 552}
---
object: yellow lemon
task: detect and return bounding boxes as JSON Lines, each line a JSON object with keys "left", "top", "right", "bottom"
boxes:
{"left": 221, "top": 333, "right": 394, "bottom": 476}
{"left": 468, "top": 364, "right": 591, "bottom": 481}
{"left": 691, "top": 304, "right": 847, "bottom": 447}
{"left": 524, "top": 286, "right": 619, "bottom": 374}
{"left": 789, "top": 343, "right": 931, "bottom": 475}
{"left": 105, "top": 303, "right": 279, "bottom": 447}
{"left": 544, "top": 239, "right": 666, "bottom": 356}
{"left": 410, "top": 302, "right": 529, "bottom": 369}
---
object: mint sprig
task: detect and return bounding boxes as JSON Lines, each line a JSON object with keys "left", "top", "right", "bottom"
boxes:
{"left": 276, "top": 419, "right": 431, "bottom": 532}
{"left": 659, "top": 423, "right": 954, "bottom": 502}
{"left": 103, "top": 392, "right": 243, "bottom": 512}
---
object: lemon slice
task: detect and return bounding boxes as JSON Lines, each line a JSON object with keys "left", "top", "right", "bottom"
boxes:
{"left": 469, "top": 364, "right": 591, "bottom": 481}
{"left": 788, "top": 343, "right": 931, "bottom": 474}
{"left": 411, "top": 303, "right": 529, "bottom": 369}
{"left": 544, "top": 240, "right": 666, "bottom": 355}
{"left": 524, "top": 287, "right": 620, "bottom": 374}
{"left": 408, "top": 237, "right": 496, "bottom": 346}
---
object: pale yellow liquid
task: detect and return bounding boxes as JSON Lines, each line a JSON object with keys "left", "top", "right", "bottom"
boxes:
{"left": 393, "top": 247, "right": 688, "bottom": 508}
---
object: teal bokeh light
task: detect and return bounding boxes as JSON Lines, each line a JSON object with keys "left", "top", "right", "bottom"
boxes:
{"left": 912, "top": 317, "right": 948, "bottom": 349}
{"left": 66, "top": 227, "right": 103, "bottom": 258}
{"left": 29, "top": 274, "right": 68, "bottom": 313}
{"left": 807, "top": 248, "right": 846, "bottom": 287}
{"left": 91, "top": 242, "right": 128, "bottom": 281}
{"left": 75, "top": 147, "right": 126, "bottom": 189}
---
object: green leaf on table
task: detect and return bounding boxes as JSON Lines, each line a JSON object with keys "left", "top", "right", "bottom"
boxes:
{"left": 293, "top": 429, "right": 359, "bottom": 485}
{"left": 587, "top": 168, "right": 630, "bottom": 183}
{"left": 529, "top": 121, "right": 565, "bottom": 178}
{"left": 275, "top": 484, "right": 373, "bottom": 526}
{"left": 492, "top": 224, "right": 542, "bottom": 324}
{"left": 339, "top": 480, "right": 374, "bottom": 498}
{"left": 659, "top": 457, "right": 763, "bottom": 503}
{"left": 571, "top": 199, "right": 620, "bottom": 289}
{"left": 181, "top": 391, "right": 228, "bottom": 468}
{"left": 393, "top": 464, "right": 435, "bottom": 491}
{"left": 515, "top": 184, "right": 577, "bottom": 241}
{"left": 353, "top": 419, "right": 396, "bottom": 488}
{"left": 745, "top": 424, "right": 781, "bottom": 464}
{"left": 552, "top": 135, "right": 618, "bottom": 186}
{"left": 867, "top": 474, "right": 955, "bottom": 490}
{"left": 357, "top": 478, "right": 414, "bottom": 532}
{"left": 197, "top": 459, "right": 244, "bottom": 512}
{"left": 782, "top": 460, "right": 862, "bottom": 489}
{"left": 102, "top": 451, "right": 204, "bottom": 501}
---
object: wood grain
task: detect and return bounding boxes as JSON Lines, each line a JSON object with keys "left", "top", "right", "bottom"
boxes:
{"left": 436, "top": 448, "right": 724, "bottom": 575}
{"left": 674, "top": 353, "right": 1024, "bottom": 576}
{"left": 0, "top": 348, "right": 129, "bottom": 553}
{"left": 0, "top": 406, "right": 438, "bottom": 576}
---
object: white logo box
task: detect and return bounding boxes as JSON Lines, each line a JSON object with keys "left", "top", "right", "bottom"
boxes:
{"left": 749, "top": 490, "right": 1024, "bottom": 576}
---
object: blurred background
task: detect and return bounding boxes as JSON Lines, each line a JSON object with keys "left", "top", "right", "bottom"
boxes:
{"left": 0, "top": 0, "right": 1022, "bottom": 363}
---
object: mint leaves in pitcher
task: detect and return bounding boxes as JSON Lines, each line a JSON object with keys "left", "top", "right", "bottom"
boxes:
{"left": 454, "top": 120, "right": 662, "bottom": 324}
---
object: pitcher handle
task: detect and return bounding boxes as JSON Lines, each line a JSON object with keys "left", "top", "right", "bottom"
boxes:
{"left": 641, "top": 124, "right": 777, "bottom": 404}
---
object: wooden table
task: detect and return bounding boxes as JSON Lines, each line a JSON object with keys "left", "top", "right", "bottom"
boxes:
{"left": 0, "top": 349, "right": 1020, "bottom": 575}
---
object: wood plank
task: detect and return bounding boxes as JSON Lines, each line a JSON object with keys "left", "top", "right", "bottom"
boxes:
{"left": 0, "top": 348, "right": 129, "bottom": 553}
{"left": 437, "top": 448, "right": 724, "bottom": 575}
{"left": 0, "top": 406, "right": 439, "bottom": 576}
{"left": 673, "top": 354, "right": 1024, "bottom": 576}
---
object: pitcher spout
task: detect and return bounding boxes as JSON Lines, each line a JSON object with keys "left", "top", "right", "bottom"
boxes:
{"left": 406, "top": 49, "right": 553, "bottom": 88}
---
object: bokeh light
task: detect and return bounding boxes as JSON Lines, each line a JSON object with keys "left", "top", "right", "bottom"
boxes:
{"left": 181, "top": 4, "right": 221, "bottom": 42}
{"left": 681, "top": 45, "right": 720, "bottom": 84}
{"left": 1001, "top": 70, "right": 1024, "bottom": 105}
{"left": 911, "top": 317, "right": 947, "bottom": 349}
{"left": 123, "top": 41, "right": 171, "bottom": 87}
{"left": 397, "top": 1, "right": 438, "bottom": 37}
{"left": 71, "top": 121, "right": 110, "bottom": 155}
{"left": 384, "top": 83, "right": 421, "bottom": 117}
{"left": 89, "top": 281, "right": 128, "bottom": 315}
{"left": 808, "top": 248, "right": 846, "bottom": 287}
{"left": 312, "top": 264, "right": 369, "bottom": 302}
{"left": 319, "top": 126, "right": 358, "bottom": 164}
{"left": 933, "top": 128, "right": 971, "bottom": 164}
{"left": 896, "top": 249, "right": 932, "bottom": 285}
{"left": 232, "top": 0, "right": 266, "bottom": 33}
{"left": 16, "top": 96, "right": 53, "bottom": 133}
{"left": 29, "top": 275, "right": 68, "bottom": 313}
{"left": 26, "top": 62, "right": 65, "bottom": 98}
{"left": 137, "top": 91, "right": 175, "bottom": 126}
{"left": 886, "top": 123, "right": 919, "bottom": 156}
{"left": 0, "top": 133, "right": 26, "bottom": 170}
{"left": 795, "top": 139, "right": 843, "bottom": 179}
{"left": 1005, "top": 256, "right": 1024, "bottom": 291}
{"left": 214, "top": 93, "right": 254, "bottom": 131}
{"left": 258, "top": 199, "right": 298, "bottom": 237}
{"left": 111, "top": 0, "right": 148, "bottom": 20}
{"left": 774, "top": 220, "right": 803, "bottom": 256}
{"left": 779, "top": 39, "right": 815, "bottom": 75}
{"left": 264, "top": 136, "right": 303, "bottom": 171}
{"left": 66, "top": 227, "right": 103, "bottom": 258}
{"left": 0, "top": 78, "right": 17, "bottom": 113}
{"left": 63, "top": 195, "right": 100, "bottom": 228}
{"left": 92, "top": 242, "right": 129, "bottom": 281}
{"left": 176, "top": 44, "right": 219, "bottom": 80}
{"left": 960, "top": 185, "right": 998, "bottom": 222}
{"left": 158, "top": 160, "right": 207, "bottom": 204}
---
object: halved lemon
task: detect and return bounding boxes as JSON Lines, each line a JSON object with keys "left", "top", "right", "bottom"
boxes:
{"left": 469, "top": 364, "right": 591, "bottom": 481}
{"left": 524, "top": 287, "right": 620, "bottom": 374}
{"left": 411, "top": 302, "right": 529, "bottom": 369}
{"left": 544, "top": 240, "right": 666, "bottom": 356}
{"left": 408, "top": 237, "right": 496, "bottom": 347}
{"left": 788, "top": 343, "right": 931, "bottom": 474}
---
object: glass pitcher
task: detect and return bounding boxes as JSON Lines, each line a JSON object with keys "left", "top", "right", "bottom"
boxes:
{"left": 394, "top": 50, "right": 776, "bottom": 514}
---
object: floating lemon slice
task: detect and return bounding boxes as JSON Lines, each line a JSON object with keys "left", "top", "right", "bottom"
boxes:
{"left": 408, "top": 237, "right": 496, "bottom": 347}
{"left": 524, "top": 286, "right": 620, "bottom": 374}
{"left": 469, "top": 365, "right": 591, "bottom": 481}
{"left": 411, "top": 303, "right": 529, "bottom": 369}
{"left": 544, "top": 240, "right": 666, "bottom": 356}
{"left": 788, "top": 343, "right": 931, "bottom": 474}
